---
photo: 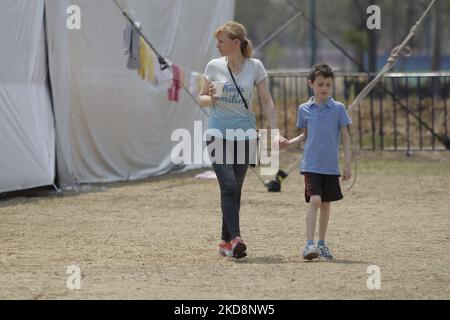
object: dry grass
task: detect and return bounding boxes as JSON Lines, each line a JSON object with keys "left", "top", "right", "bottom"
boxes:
{"left": 0, "top": 151, "right": 449, "bottom": 300}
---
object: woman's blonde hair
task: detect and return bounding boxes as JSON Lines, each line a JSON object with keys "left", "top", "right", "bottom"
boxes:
{"left": 215, "top": 21, "right": 253, "bottom": 58}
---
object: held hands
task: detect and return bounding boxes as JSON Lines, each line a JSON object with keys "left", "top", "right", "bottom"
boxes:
{"left": 273, "top": 133, "right": 289, "bottom": 149}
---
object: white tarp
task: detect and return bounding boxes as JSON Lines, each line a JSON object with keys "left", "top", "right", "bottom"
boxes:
{"left": 0, "top": 0, "right": 56, "bottom": 193}
{"left": 45, "top": 0, "right": 235, "bottom": 188}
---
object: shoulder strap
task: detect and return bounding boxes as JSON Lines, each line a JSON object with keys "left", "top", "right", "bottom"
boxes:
{"left": 227, "top": 65, "right": 249, "bottom": 110}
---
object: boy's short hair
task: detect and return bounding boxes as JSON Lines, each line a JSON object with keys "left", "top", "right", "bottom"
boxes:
{"left": 308, "top": 63, "right": 334, "bottom": 82}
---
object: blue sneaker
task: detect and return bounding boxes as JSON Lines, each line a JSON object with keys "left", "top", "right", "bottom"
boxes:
{"left": 302, "top": 245, "right": 318, "bottom": 260}
{"left": 317, "top": 245, "right": 334, "bottom": 260}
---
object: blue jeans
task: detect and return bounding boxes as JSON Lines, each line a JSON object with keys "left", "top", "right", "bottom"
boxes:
{"left": 207, "top": 137, "right": 250, "bottom": 242}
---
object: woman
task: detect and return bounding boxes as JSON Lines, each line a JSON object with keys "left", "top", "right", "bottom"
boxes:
{"left": 199, "top": 21, "right": 288, "bottom": 259}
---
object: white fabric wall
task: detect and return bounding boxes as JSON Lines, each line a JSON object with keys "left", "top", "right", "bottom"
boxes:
{"left": 0, "top": 0, "right": 56, "bottom": 193}
{"left": 45, "top": 0, "right": 235, "bottom": 188}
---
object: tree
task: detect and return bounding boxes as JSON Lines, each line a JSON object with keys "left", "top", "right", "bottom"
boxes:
{"left": 342, "top": 29, "right": 368, "bottom": 71}
{"left": 342, "top": 0, "right": 372, "bottom": 71}
{"left": 264, "top": 41, "right": 287, "bottom": 69}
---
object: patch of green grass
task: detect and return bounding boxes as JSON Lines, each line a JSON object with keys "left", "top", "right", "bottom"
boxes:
{"left": 351, "top": 151, "right": 450, "bottom": 175}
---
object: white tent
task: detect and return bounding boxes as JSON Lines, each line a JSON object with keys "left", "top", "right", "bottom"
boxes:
{"left": 0, "top": 1, "right": 55, "bottom": 193}
{"left": 0, "top": 0, "right": 235, "bottom": 192}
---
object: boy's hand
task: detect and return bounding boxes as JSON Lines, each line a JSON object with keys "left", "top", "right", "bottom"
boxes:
{"left": 288, "top": 134, "right": 306, "bottom": 146}
{"left": 343, "top": 165, "right": 352, "bottom": 180}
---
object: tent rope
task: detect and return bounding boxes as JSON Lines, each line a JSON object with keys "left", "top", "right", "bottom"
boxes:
{"left": 345, "top": 0, "right": 436, "bottom": 191}
{"left": 274, "top": 0, "right": 440, "bottom": 192}
{"left": 348, "top": 0, "right": 436, "bottom": 113}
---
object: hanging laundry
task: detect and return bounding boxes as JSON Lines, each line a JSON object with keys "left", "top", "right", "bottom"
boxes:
{"left": 168, "top": 64, "right": 182, "bottom": 102}
{"left": 138, "top": 38, "right": 156, "bottom": 82}
{"left": 139, "top": 38, "right": 157, "bottom": 82}
{"left": 146, "top": 50, "right": 155, "bottom": 82}
{"left": 138, "top": 37, "right": 148, "bottom": 79}
{"left": 123, "top": 21, "right": 141, "bottom": 70}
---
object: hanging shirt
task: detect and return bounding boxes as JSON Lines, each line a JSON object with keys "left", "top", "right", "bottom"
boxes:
{"left": 204, "top": 57, "right": 267, "bottom": 141}
{"left": 123, "top": 22, "right": 141, "bottom": 70}
{"left": 168, "top": 64, "right": 182, "bottom": 102}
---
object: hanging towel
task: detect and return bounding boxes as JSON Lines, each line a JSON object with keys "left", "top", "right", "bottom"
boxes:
{"left": 138, "top": 37, "right": 149, "bottom": 80}
{"left": 168, "top": 64, "right": 182, "bottom": 102}
{"left": 123, "top": 21, "right": 141, "bottom": 70}
{"left": 146, "top": 49, "right": 155, "bottom": 82}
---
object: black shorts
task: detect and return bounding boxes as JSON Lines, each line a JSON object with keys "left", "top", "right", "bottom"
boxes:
{"left": 302, "top": 172, "right": 343, "bottom": 203}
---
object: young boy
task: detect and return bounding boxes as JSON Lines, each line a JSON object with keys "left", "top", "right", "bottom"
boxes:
{"left": 289, "top": 63, "right": 352, "bottom": 261}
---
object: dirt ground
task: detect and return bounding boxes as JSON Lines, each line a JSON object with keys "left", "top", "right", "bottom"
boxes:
{"left": 1, "top": 150, "right": 449, "bottom": 300}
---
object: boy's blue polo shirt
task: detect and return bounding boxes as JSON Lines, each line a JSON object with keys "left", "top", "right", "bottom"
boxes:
{"left": 296, "top": 97, "right": 352, "bottom": 176}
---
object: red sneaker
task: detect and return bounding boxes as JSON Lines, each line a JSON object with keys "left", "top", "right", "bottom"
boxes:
{"left": 219, "top": 242, "right": 233, "bottom": 257}
{"left": 230, "top": 237, "right": 247, "bottom": 259}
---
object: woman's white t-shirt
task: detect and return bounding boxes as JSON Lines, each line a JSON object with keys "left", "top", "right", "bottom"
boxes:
{"left": 204, "top": 57, "right": 268, "bottom": 140}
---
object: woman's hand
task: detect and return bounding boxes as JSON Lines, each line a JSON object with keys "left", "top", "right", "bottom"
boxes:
{"left": 272, "top": 133, "right": 289, "bottom": 149}
{"left": 279, "top": 135, "right": 289, "bottom": 149}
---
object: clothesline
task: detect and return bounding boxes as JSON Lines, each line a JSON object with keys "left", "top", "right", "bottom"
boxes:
{"left": 123, "top": 19, "right": 204, "bottom": 102}
{"left": 116, "top": 0, "right": 205, "bottom": 103}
